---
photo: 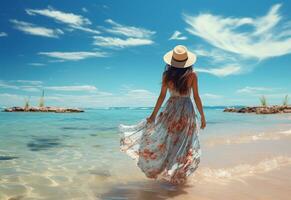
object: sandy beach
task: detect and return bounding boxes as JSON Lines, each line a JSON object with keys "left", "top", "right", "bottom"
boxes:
{"left": 96, "top": 127, "right": 291, "bottom": 200}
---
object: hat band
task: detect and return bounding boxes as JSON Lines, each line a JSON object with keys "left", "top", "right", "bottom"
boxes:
{"left": 172, "top": 56, "right": 188, "bottom": 62}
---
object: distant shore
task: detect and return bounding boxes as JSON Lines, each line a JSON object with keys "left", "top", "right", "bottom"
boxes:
{"left": 2, "top": 106, "right": 84, "bottom": 113}
{"left": 224, "top": 105, "right": 291, "bottom": 114}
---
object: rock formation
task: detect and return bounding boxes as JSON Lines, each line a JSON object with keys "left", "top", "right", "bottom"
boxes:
{"left": 223, "top": 106, "right": 291, "bottom": 114}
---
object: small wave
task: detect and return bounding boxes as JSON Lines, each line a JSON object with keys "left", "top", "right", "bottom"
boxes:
{"left": 193, "top": 156, "right": 291, "bottom": 184}
{"left": 61, "top": 127, "right": 91, "bottom": 130}
{"left": 127, "top": 107, "right": 152, "bottom": 110}
{"left": 60, "top": 117, "right": 89, "bottom": 121}
{"left": 139, "top": 107, "right": 152, "bottom": 110}
{"left": 279, "top": 129, "right": 291, "bottom": 135}
{"left": 205, "top": 129, "right": 291, "bottom": 147}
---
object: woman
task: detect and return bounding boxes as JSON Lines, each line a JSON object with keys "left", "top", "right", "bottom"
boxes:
{"left": 119, "top": 45, "right": 206, "bottom": 185}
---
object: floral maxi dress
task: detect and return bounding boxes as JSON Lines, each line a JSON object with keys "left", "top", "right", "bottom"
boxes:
{"left": 119, "top": 89, "right": 201, "bottom": 184}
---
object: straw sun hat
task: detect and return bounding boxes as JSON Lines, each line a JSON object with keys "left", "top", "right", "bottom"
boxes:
{"left": 163, "top": 45, "right": 196, "bottom": 68}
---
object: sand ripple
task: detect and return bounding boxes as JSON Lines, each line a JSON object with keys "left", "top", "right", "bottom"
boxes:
{"left": 193, "top": 156, "right": 291, "bottom": 184}
{"left": 205, "top": 129, "right": 291, "bottom": 147}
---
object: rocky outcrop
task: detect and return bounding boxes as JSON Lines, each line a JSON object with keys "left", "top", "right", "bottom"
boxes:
{"left": 3, "top": 106, "right": 84, "bottom": 113}
{"left": 224, "top": 106, "right": 291, "bottom": 114}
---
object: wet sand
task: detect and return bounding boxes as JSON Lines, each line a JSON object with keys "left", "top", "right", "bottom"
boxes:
{"left": 1, "top": 133, "right": 291, "bottom": 200}
{"left": 96, "top": 130, "right": 291, "bottom": 200}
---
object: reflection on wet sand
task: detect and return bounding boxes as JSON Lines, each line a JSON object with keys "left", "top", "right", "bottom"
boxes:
{"left": 99, "top": 181, "right": 191, "bottom": 200}
{"left": 204, "top": 129, "right": 291, "bottom": 147}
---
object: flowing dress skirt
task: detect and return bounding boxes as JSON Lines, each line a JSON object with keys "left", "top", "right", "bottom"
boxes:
{"left": 119, "top": 96, "right": 201, "bottom": 184}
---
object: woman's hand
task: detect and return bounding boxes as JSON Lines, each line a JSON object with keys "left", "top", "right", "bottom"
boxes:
{"left": 200, "top": 116, "right": 206, "bottom": 129}
{"left": 147, "top": 114, "right": 156, "bottom": 124}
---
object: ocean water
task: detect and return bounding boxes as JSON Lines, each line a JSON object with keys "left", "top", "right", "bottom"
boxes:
{"left": 0, "top": 107, "right": 291, "bottom": 200}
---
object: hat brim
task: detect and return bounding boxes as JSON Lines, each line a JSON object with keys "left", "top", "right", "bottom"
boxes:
{"left": 163, "top": 50, "right": 196, "bottom": 68}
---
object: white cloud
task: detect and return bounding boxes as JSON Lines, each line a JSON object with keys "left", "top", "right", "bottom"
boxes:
{"left": 82, "top": 7, "right": 88, "bottom": 13}
{"left": 0, "top": 93, "right": 24, "bottom": 105}
{"left": 192, "top": 47, "right": 238, "bottom": 63}
{"left": 14, "top": 80, "right": 43, "bottom": 85}
{"left": 195, "top": 65, "right": 241, "bottom": 77}
{"left": 0, "top": 93, "right": 22, "bottom": 98}
{"left": 235, "top": 87, "right": 290, "bottom": 105}
{"left": 237, "top": 86, "right": 279, "bottom": 94}
{"left": 93, "top": 36, "right": 153, "bottom": 48}
{"left": 125, "top": 89, "right": 155, "bottom": 98}
{"left": 48, "top": 59, "right": 65, "bottom": 63}
{"left": 260, "top": 93, "right": 291, "bottom": 99}
{"left": 0, "top": 80, "right": 112, "bottom": 96}
{"left": 26, "top": 7, "right": 91, "bottom": 26}
{"left": 28, "top": 63, "right": 45, "bottom": 66}
{"left": 43, "top": 90, "right": 153, "bottom": 107}
{"left": 184, "top": 4, "right": 291, "bottom": 59}
{"left": 192, "top": 47, "right": 259, "bottom": 76}
{"left": 253, "top": 4, "right": 282, "bottom": 36}
{"left": 46, "top": 88, "right": 155, "bottom": 107}
{"left": 45, "top": 85, "right": 98, "bottom": 92}
{"left": 0, "top": 82, "right": 19, "bottom": 90}
{"left": 201, "top": 93, "right": 223, "bottom": 99}
{"left": 184, "top": 4, "right": 291, "bottom": 77}
{"left": 38, "top": 51, "right": 108, "bottom": 61}
{"left": 20, "top": 86, "right": 41, "bottom": 92}
{"left": 0, "top": 32, "right": 7, "bottom": 37}
{"left": 0, "top": 80, "right": 43, "bottom": 91}
{"left": 0, "top": 93, "right": 48, "bottom": 107}
{"left": 199, "top": 93, "right": 227, "bottom": 106}
{"left": 93, "top": 19, "right": 155, "bottom": 48}
{"left": 70, "top": 25, "right": 100, "bottom": 34}
{"left": 104, "top": 19, "right": 155, "bottom": 38}
{"left": 169, "top": 31, "right": 187, "bottom": 40}
{"left": 25, "top": 7, "right": 100, "bottom": 34}
{"left": 10, "top": 19, "right": 63, "bottom": 38}
{"left": 0, "top": 87, "right": 156, "bottom": 107}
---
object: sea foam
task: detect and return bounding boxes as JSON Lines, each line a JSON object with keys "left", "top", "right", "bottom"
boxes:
{"left": 192, "top": 156, "right": 291, "bottom": 184}
{"left": 205, "top": 129, "right": 291, "bottom": 147}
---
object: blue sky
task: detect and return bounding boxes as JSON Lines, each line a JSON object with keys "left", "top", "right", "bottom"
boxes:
{"left": 0, "top": 0, "right": 291, "bottom": 107}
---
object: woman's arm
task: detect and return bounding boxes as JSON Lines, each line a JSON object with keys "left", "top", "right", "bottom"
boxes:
{"left": 147, "top": 77, "right": 168, "bottom": 123}
{"left": 191, "top": 72, "right": 206, "bottom": 129}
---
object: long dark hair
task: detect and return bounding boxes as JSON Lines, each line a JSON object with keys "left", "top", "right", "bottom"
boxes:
{"left": 163, "top": 64, "right": 193, "bottom": 95}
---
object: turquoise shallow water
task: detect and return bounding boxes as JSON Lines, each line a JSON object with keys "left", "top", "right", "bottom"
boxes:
{"left": 0, "top": 107, "right": 291, "bottom": 199}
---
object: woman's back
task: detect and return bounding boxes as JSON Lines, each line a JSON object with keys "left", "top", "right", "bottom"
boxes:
{"left": 169, "top": 87, "right": 191, "bottom": 97}
{"left": 167, "top": 71, "right": 195, "bottom": 98}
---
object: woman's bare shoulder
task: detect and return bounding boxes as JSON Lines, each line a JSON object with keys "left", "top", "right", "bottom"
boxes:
{"left": 192, "top": 70, "right": 197, "bottom": 76}
{"left": 189, "top": 71, "right": 198, "bottom": 81}
{"left": 187, "top": 71, "right": 197, "bottom": 87}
